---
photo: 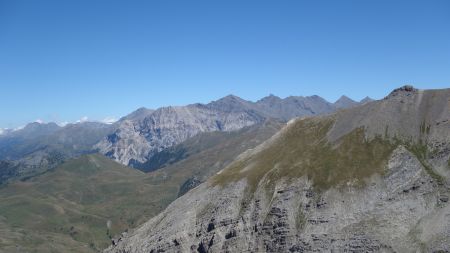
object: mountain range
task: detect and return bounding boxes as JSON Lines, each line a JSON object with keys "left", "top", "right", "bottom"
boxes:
{"left": 105, "top": 86, "right": 450, "bottom": 253}
{"left": 0, "top": 122, "right": 116, "bottom": 183}
{"left": 0, "top": 93, "right": 367, "bottom": 184}
{"left": 2, "top": 87, "right": 449, "bottom": 252}
{"left": 95, "top": 94, "right": 370, "bottom": 167}
{"left": 0, "top": 92, "right": 372, "bottom": 252}
{"left": 0, "top": 120, "right": 283, "bottom": 252}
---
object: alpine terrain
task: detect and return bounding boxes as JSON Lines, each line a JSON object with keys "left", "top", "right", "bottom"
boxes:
{"left": 95, "top": 94, "right": 365, "bottom": 167}
{"left": 0, "top": 120, "right": 282, "bottom": 252}
{"left": 106, "top": 86, "right": 450, "bottom": 253}
{"left": 0, "top": 94, "right": 360, "bottom": 185}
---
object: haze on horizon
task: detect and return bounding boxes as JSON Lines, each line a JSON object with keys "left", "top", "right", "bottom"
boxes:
{"left": 1, "top": 0, "right": 449, "bottom": 128}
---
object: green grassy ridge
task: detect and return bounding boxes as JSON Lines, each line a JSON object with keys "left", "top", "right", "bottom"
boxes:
{"left": 213, "top": 113, "right": 449, "bottom": 202}
{"left": 213, "top": 117, "right": 400, "bottom": 194}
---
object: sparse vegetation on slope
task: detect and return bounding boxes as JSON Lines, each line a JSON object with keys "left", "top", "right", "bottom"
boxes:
{"left": 213, "top": 116, "right": 398, "bottom": 193}
{"left": 0, "top": 154, "right": 174, "bottom": 252}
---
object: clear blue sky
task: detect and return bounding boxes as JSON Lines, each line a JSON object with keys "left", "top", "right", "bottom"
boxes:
{"left": 1, "top": 0, "right": 449, "bottom": 128}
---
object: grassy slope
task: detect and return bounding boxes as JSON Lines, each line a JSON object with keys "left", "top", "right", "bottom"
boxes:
{"left": 0, "top": 120, "right": 283, "bottom": 253}
{"left": 213, "top": 116, "right": 398, "bottom": 194}
{"left": 137, "top": 88, "right": 450, "bottom": 205}
{"left": 0, "top": 154, "right": 175, "bottom": 252}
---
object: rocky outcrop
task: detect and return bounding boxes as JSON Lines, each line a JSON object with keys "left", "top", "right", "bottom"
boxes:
{"left": 328, "top": 86, "right": 450, "bottom": 143}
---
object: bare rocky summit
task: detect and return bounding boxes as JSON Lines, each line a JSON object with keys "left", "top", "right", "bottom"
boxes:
{"left": 333, "top": 95, "right": 359, "bottom": 109}
{"left": 105, "top": 87, "right": 450, "bottom": 253}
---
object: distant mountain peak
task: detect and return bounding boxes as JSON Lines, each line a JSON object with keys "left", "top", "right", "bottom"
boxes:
{"left": 257, "top": 94, "right": 282, "bottom": 103}
{"left": 360, "top": 96, "right": 374, "bottom": 104}
{"left": 23, "top": 121, "right": 59, "bottom": 130}
{"left": 208, "top": 94, "right": 251, "bottom": 109}
{"left": 334, "top": 95, "right": 358, "bottom": 108}
{"left": 135, "top": 107, "right": 151, "bottom": 112}
{"left": 217, "top": 94, "right": 246, "bottom": 102}
{"left": 336, "top": 95, "right": 354, "bottom": 102}
{"left": 120, "top": 107, "right": 155, "bottom": 122}
{"left": 265, "top": 93, "right": 281, "bottom": 99}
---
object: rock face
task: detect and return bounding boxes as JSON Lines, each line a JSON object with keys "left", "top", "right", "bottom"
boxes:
{"left": 97, "top": 94, "right": 362, "bottom": 166}
{"left": 105, "top": 87, "right": 450, "bottom": 253}
{"left": 96, "top": 102, "right": 264, "bottom": 165}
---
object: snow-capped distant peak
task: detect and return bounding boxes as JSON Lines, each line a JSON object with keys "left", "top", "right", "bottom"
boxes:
{"left": 76, "top": 116, "right": 89, "bottom": 124}
{"left": 13, "top": 125, "right": 25, "bottom": 131}
{"left": 101, "top": 117, "right": 118, "bottom": 124}
{"left": 57, "top": 122, "right": 69, "bottom": 127}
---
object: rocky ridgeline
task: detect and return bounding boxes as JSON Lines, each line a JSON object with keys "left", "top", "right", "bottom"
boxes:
{"left": 105, "top": 87, "right": 450, "bottom": 252}
{"left": 96, "top": 94, "right": 368, "bottom": 166}
{"left": 95, "top": 103, "right": 264, "bottom": 165}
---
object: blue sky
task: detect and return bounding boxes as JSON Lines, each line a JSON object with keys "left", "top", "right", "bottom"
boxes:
{"left": 1, "top": 0, "right": 449, "bottom": 128}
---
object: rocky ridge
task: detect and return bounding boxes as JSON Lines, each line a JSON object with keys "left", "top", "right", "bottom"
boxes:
{"left": 96, "top": 94, "right": 366, "bottom": 166}
{"left": 105, "top": 86, "right": 450, "bottom": 253}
